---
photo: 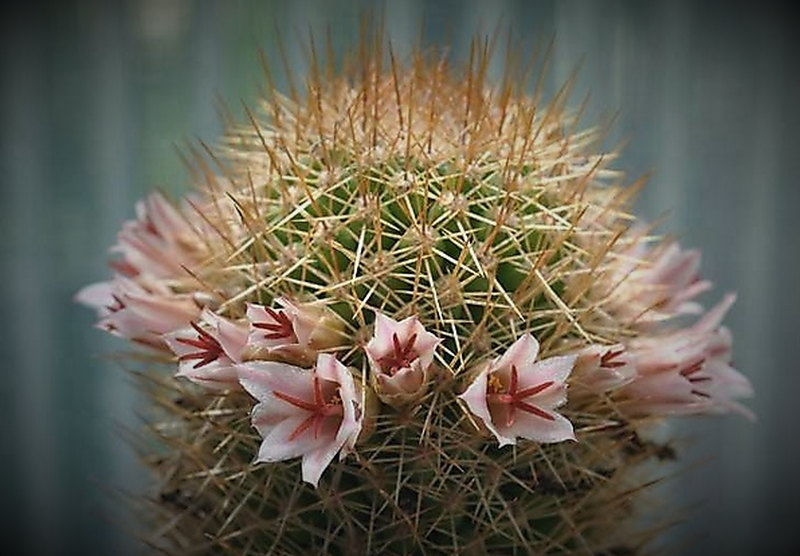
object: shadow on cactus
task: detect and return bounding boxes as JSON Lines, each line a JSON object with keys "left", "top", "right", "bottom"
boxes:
{"left": 76, "top": 27, "right": 755, "bottom": 556}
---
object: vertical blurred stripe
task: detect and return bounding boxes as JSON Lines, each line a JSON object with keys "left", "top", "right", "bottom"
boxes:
{"left": 733, "top": 11, "right": 783, "bottom": 553}
{"left": 0, "top": 6, "right": 60, "bottom": 556}
{"left": 85, "top": 4, "right": 141, "bottom": 555}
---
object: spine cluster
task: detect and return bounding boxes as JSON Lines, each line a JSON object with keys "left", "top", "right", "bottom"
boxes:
{"left": 77, "top": 36, "right": 753, "bottom": 555}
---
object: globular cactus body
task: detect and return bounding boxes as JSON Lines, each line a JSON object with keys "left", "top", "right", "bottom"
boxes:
{"left": 77, "top": 32, "right": 753, "bottom": 555}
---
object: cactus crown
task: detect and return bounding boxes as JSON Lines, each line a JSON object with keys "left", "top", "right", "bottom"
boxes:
{"left": 77, "top": 27, "right": 754, "bottom": 556}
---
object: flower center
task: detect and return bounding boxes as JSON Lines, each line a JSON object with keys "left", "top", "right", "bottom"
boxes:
{"left": 377, "top": 332, "right": 418, "bottom": 375}
{"left": 486, "top": 365, "right": 556, "bottom": 426}
{"left": 273, "top": 376, "right": 344, "bottom": 441}
{"left": 175, "top": 321, "right": 224, "bottom": 368}
{"left": 599, "top": 348, "right": 626, "bottom": 369}
{"left": 252, "top": 308, "right": 298, "bottom": 342}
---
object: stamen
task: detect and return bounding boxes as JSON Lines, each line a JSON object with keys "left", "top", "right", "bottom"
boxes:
{"left": 378, "top": 332, "right": 419, "bottom": 374}
{"left": 600, "top": 348, "right": 626, "bottom": 369}
{"left": 273, "top": 375, "right": 344, "bottom": 441}
{"left": 514, "top": 400, "right": 555, "bottom": 421}
{"left": 176, "top": 322, "right": 224, "bottom": 368}
{"left": 253, "top": 308, "right": 297, "bottom": 341}
{"left": 487, "top": 373, "right": 505, "bottom": 393}
{"left": 516, "top": 380, "right": 555, "bottom": 399}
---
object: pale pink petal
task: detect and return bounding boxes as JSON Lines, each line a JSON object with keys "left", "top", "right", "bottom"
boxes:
{"left": 301, "top": 421, "right": 347, "bottom": 487}
{"left": 409, "top": 321, "right": 440, "bottom": 371}
{"left": 621, "top": 372, "right": 696, "bottom": 412}
{"left": 116, "top": 291, "right": 200, "bottom": 334}
{"left": 650, "top": 244, "right": 699, "bottom": 287}
{"left": 495, "top": 334, "right": 540, "bottom": 374}
{"left": 504, "top": 409, "right": 576, "bottom": 444}
{"left": 694, "top": 293, "right": 737, "bottom": 334}
{"left": 74, "top": 281, "right": 116, "bottom": 312}
{"left": 367, "top": 312, "right": 402, "bottom": 356}
{"left": 707, "top": 327, "right": 733, "bottom": 362}
{"left": 523, "top": 381, "right": 569, "bottom": 411}
{"left": 237, "top": 361, "right": 311, "bottom": 402}
{"left": 677, "top": 280, "right": 713, "bottom": 308}
{"left": 202, "top": 310, "right": 248, "bottom": 363}
{"left": 316, "top": 353, "right": 362, "bottom": 455}
{"left": 176, "top": 360, "right": 239, "bottom": 390}
{"left": 377, "top": 364, "right": 426, "bottom": 397}
{"left": 702, "top": 360, "right": 754, "bottom": 400}
{"left": 458, "top": 367, "right": 501, "bottom": 439}
{"left": 524, "top": 355, "right": 576, "bottom": 387}
{"left": 275, "top": 297, "right": 305, "bottom": 340}
{"left": 255, "top": 417, "right": 325, "bottom": 463}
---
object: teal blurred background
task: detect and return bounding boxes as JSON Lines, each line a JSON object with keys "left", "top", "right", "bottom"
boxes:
{"left": 1, "top": 1, "right": 797, "bottom": 555}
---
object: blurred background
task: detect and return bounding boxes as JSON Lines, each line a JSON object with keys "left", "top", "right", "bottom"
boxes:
{"left": 1, "top": 1, "right": 796, "bottom": 555}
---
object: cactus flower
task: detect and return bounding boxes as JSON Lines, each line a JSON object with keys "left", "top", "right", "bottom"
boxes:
{"left": 237, "top": 353, "right": 363, "bottom": 487}
{"left": 244, "top": 298, "right": 344, "bottom": 366}
{"left": 76, "top": 275, "right": 201, "bottom": 349}
{"left": 163, "top": 310, "right": 249, "bottom": 390}
{"left": 364, "top": 312, "right": 440, "bottom": 405}
{"left": 609, "top": 231, "right": 712, "bottom": 326}
{"left": 114, "top": 191, "right": 207, "bottom": 279}
{"left": 620, "top": 293, "right": 755, "bottom": 419}
{"left": 572, "top": 344, "right": 636, "bottom": 392}
{"left": 459, "top": 334, "right": 577, "bottom": 446}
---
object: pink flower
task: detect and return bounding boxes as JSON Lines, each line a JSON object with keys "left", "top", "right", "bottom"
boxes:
{"left": 459, "top": 334, "right": 577, "bottom": 446}
{"left": 112, "top": 192, "right": 206, "bottom": 279}
{"left": 619, "top": 293, "right": 755, "bottom": 420}
{"left": 244, "top": 298, "right": 343, "bottom": 365}
{"left": 364, "top": 312, "right": 440, "bottom": 405}
{"left": 237, "top": 354, "right": 363, "bottom": 487}
{"left": 164, "top": 310, "right": 249, "bottom": 390}
{"left": 76, "top": 276, "right": 202, "bottom": 349}
{"left": 572, "top": 344, "right": 636, "bottom": 392}
{"left": 608, "top": 230, "right": 712, "bottom": 326}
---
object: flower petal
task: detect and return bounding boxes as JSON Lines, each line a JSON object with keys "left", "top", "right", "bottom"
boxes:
{"left": 254, "top": 416, "right": 319, "bottom": 463}
{"left": 459, "top": 367, "right": 515, "bottom": 446}
{"left": 74, "top": 281, "right": 115, "bottom": 312}
{"left": 495, "top": 334, "right": 540, "bottom": 374}
{"left": 694, "top": 293, "right": 737, "bottom": 334}
{"left": 176, "top": 360, "right": 239, "bottom": 390}
{"left": 367, "top": 312, "right": 401, "bottom": 357}
{"left": 301, "top": 430, "right": 344, "bottom": 487}
{"left": 504, "top": 409, "right": 576, "bottom": 444}
{"left": 237, "top": 361, "right": 312, "bottom": 402}
{"left": 525, "top": 355, "right": 576, "bottom": 387}
{"left": 316, "top": 353, "right": 362, "bottom": 453}
{"left": 202, "top": 310, "right": 248, "bottom": 362}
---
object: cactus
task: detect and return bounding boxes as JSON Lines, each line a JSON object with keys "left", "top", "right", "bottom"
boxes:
{"left": 77, "top": 30, "right": 754, "bottom": 556}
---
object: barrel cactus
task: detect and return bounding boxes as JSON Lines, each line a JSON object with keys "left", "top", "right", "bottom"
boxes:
{"left": 77, "top": 32, "right": 754, "bottom": 555}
